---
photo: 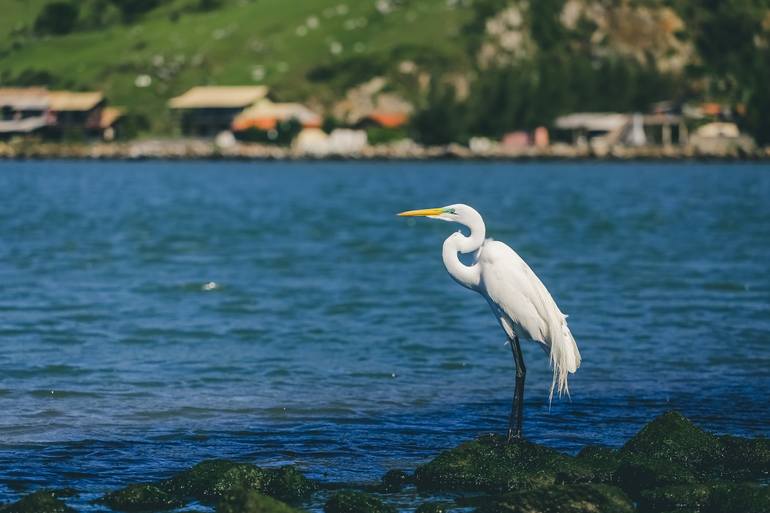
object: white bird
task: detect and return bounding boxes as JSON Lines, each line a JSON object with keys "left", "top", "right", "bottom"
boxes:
{"left": 398, "top": 204, "right": 581, "bottom": 440}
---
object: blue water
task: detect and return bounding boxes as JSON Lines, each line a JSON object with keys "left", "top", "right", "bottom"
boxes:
{"left": 0, "top": 160, "right": 769, "bottom": 511}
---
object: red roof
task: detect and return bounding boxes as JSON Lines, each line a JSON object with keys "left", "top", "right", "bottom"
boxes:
{"left": 366, "top": 112, "right": 408, "bottom": 129}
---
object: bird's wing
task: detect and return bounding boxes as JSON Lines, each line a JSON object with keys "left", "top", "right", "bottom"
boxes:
{"left": 479, "top": 240, "right": 581, "bottom": 399}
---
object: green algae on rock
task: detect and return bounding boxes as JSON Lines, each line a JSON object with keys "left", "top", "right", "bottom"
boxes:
{"left": 380, "top": 469, "right": 410, "bottom": 492}
{"left": 414, "top": 501, "right": 452, "bottom": 513}
{"left": 0, "top": 490, "right": 76, "bottom": 513}
{"left": 473, "top": 483, "right": 634, "bottom": 513}
{"left": 101, "top": 459, "right": 315, "bottom": 509}
{"left": 217, "top": 488, "right": 305, "bottom": 513}
{"left": 100, "top": 483, "right": 182, "bottom": 512}
{"left": 414, "top": 435, "right": 591, "bottom": 493}
{"left": 618, "top": 411, "right": 770, "bottom": 487}
{"left": 324, "top": 490, "right": 396, "bottom": 513}
{"left": 638, "top": 482, "right": 770, "bottom": 513}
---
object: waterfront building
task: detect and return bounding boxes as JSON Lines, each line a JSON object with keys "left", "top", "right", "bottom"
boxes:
{"left": 168, "top": 86, "right": 269, "bottom": 136}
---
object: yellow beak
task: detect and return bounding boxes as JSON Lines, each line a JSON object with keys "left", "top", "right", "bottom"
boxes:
{"left": 397, "top": 207, "right": 444, "bottom": 217}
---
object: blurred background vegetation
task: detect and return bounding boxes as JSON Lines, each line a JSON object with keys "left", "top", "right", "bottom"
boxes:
{"left": 1, "top": 0, "right": 768, "bottom": 143}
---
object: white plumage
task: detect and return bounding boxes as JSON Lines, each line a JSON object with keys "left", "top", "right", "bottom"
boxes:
{"left": 398, "top": 203, "right": 581, "bottom": 439}
{"left": 479, "top": 240, "right": 581, "bottom": 400}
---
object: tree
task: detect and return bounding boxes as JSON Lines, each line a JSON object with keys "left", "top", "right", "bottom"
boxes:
{"left": 34, "top": 2, "right": 79, "bottom": 35}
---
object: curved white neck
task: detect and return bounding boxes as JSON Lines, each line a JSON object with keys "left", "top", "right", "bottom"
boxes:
{"left": 442, "top": 217, "right": 485, "bottom": 290}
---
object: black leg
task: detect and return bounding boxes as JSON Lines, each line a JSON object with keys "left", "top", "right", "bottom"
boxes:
{"left": 506, "top": 332, "right": 526, "bottom": 442}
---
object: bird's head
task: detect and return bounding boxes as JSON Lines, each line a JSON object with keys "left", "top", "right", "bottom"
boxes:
{"left": 397, "top": 203, "right": 479, "bottom": 224}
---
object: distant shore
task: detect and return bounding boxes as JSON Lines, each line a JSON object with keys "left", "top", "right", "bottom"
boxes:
{"left": 1, "top": 139, "right": 769, "bottom": 161}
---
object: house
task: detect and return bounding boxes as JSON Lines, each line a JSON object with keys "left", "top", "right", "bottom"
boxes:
{"left": 355, "top": 112, "right": 409, "bottom": 129}
{"left": 554, "top": 112, "right": 687, "bottom": 149}
{"left": 168, "top": 86, "right": 269, "bottom": 136}
{"left": 231, "top": 99, "right": 321, "bottom": 132}
{"left": 690, "top": 122, "right": 755, "bottom": 155}
{"left": 48, "top": 91, "right": 105, "bottom": 135}
{"left": 0, "top": 88, "right": 52, "bottom": 138}
{"left": 99, "top": 107, "right": 125, "bottom": 141}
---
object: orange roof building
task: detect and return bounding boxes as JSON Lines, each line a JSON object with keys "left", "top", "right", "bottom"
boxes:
{"left": 232, "top": 100, "right": 321, "bottom": 132}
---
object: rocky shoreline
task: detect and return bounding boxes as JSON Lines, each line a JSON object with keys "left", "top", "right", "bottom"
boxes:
{"left": 2, "top": 411, "right": 768, "bottom": 513}
{"left": 1, "top": 140, "right": 769, "bottom": 161}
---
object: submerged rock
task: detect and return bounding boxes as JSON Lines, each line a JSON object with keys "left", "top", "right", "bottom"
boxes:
{"left": 380, "top": 469, "right": 410, "bottom": 492}
{"left": 324, "top": 490, "right": 396, "bottom": 513}
{"left": 217, "top": 488, "right": 305, "bottom": 513}
{"left": 414, "top": 435, "right": 591, "bottom": 492}
{"left": 0, "top": 490, "right": 76, "bottom": 513}
{"left": 101, "top": 483, "right": 183, "bottom": 511}
{"left": 473, "top": 483, "right": 634, "bottom": 513}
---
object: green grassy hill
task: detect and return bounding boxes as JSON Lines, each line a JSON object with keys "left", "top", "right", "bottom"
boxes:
{"left": 0, "top": 0, "right": 471, "bottom": 134}
{"left": 1, "top": 0, "right": 769, "bottom": 143}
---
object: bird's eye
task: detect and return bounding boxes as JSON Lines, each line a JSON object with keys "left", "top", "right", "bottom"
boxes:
{"left": 449, "top": 208, "right": 456, "bottom": 214}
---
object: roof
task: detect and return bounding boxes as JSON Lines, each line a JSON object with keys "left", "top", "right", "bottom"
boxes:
{"left": 554, "top": 113, "right": 629, "bottom": 132}
{"left": 364, "top": 112, "right": 409, "bottom": 129}
{"left": 100, "top": 107, "right": 125, "bottom": 129}
{"left": 48, "top": 91, "right": 104, "bottom": 111}
{"left": 232, "top": 100, "right": 321, "bottom": 131}
{"left": 168, "top": 86, "right": 269, "bottom": 109}
{"left": 0, "top": 88, "right": 49, "bottom": 110}
{"left": 0, "top": 116, "right": 49, "bottom": 134}
{"left": 695, "top": 122, "right": 740, "bottom": 138}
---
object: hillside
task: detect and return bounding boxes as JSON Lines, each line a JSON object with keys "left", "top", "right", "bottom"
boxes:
{"left": 1, "top": 0, "right": 769, "bottom": 143}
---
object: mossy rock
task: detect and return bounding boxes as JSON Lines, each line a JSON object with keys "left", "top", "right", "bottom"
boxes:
{"left": 414, "top": 502, "right": 452, "bottom": 513}
{"left": 0, "top": 490, "right": 76, "bottom": 513}
{"left": 414, "top": 435, "right": 591, "bottom": 493}
{"left": 324, "top": 490, "right": 396, "bottom": 513}
{"left": 616, "top": 457, "right": 698, "bottom": 498}
{"left": 380, "top": 469, "right": 409, "bottom": 492}
{"left": 217, "top": 488, "right": 304, "bottom": 513}
{"left": 572, "top": 446, "right": 621, "bottom": 483}
{"left": 163, "top": 460, "right": 313, "bottom": 503}
{"left": 718, "top": 435, "right": 770, "bottom": 479}
{"left": 620, "top": 411, "right": 724, "bottom": 474}
{"left": 638, "top": 482, "right": 770, "bottom": 513}
{"left": 638, "top": 483, "right": 714, "bottom": 512}
{"left": 706, "top": 483, "right": 770, "bottom": 513}
{"left": 473, "top": 483, "right": 634, "bottom": 513}
{"left": 162, "top": 460, "right": 269, "bottom": 501}
{"left": 101, "top": 483, "right": 182, "bottom": 511}
{"left": 261, "top": 466, "right": 316, "bottom": 503}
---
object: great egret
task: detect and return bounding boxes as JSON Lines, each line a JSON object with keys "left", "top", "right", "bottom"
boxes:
{"left": 398, "top": 204, "right": 581, "bottom": 440}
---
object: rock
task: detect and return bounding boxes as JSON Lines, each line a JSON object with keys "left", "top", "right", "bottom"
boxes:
{"left": 163, "top": 460, "right": 269, "bottom": 501}
{"left": 473, "top": 483, "right": 634, "bottom": 513}
{"left": 380, "top": 469, "right": 409, "bottom": 492}
{"left": 638, "top": 482, "right": 770, "bottom": 513}
{"left": 101, "top": 460, "right": 314, "bottom": 508}
{"left": 719, "top": 435, "right": 770, "bottom": 479}
{"left": 616, "top": 411, "right": 770, "bottom": 492}
{"left": 414, "top": 435, "right": 590, "bottom": 492}
{"left": 414, "top": 502, "right": 452, "bottom": 513}
{"left": 637, "top": 484, "right": 713, "bottom": 513}
{"left": 706, "top": 483, "right": 770, "bottom": 513}
{"left": 572, "top": 446, "right": 621, "bottom": 483}
{"left": 100, "top": 483, "right": 183, "bottom": 511}
{"left": 615, "top": 457, "right": 697, "bottom": 498}
{"left": 620, "top": 411, "right": 723, "bottom": 473}
{"left": 324, "top": 490, "right": 396, "bottom": 513}
{"left": 0, "top": 490, "right": 76, "bottom": 513}
{"left": 261, "top": 466, "right": 316, "bottom": 503}
{"left": 217, "top": 488, "right": 304, "bottom": 513}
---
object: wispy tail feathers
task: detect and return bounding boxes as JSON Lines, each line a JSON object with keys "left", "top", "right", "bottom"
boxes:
{"left": 548, "top": 316, "right": 581, "bottom": 403}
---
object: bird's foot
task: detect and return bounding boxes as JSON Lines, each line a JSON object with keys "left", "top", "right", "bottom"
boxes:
{"left": 506, "top": 430, "right": 524, "bottom": 444}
